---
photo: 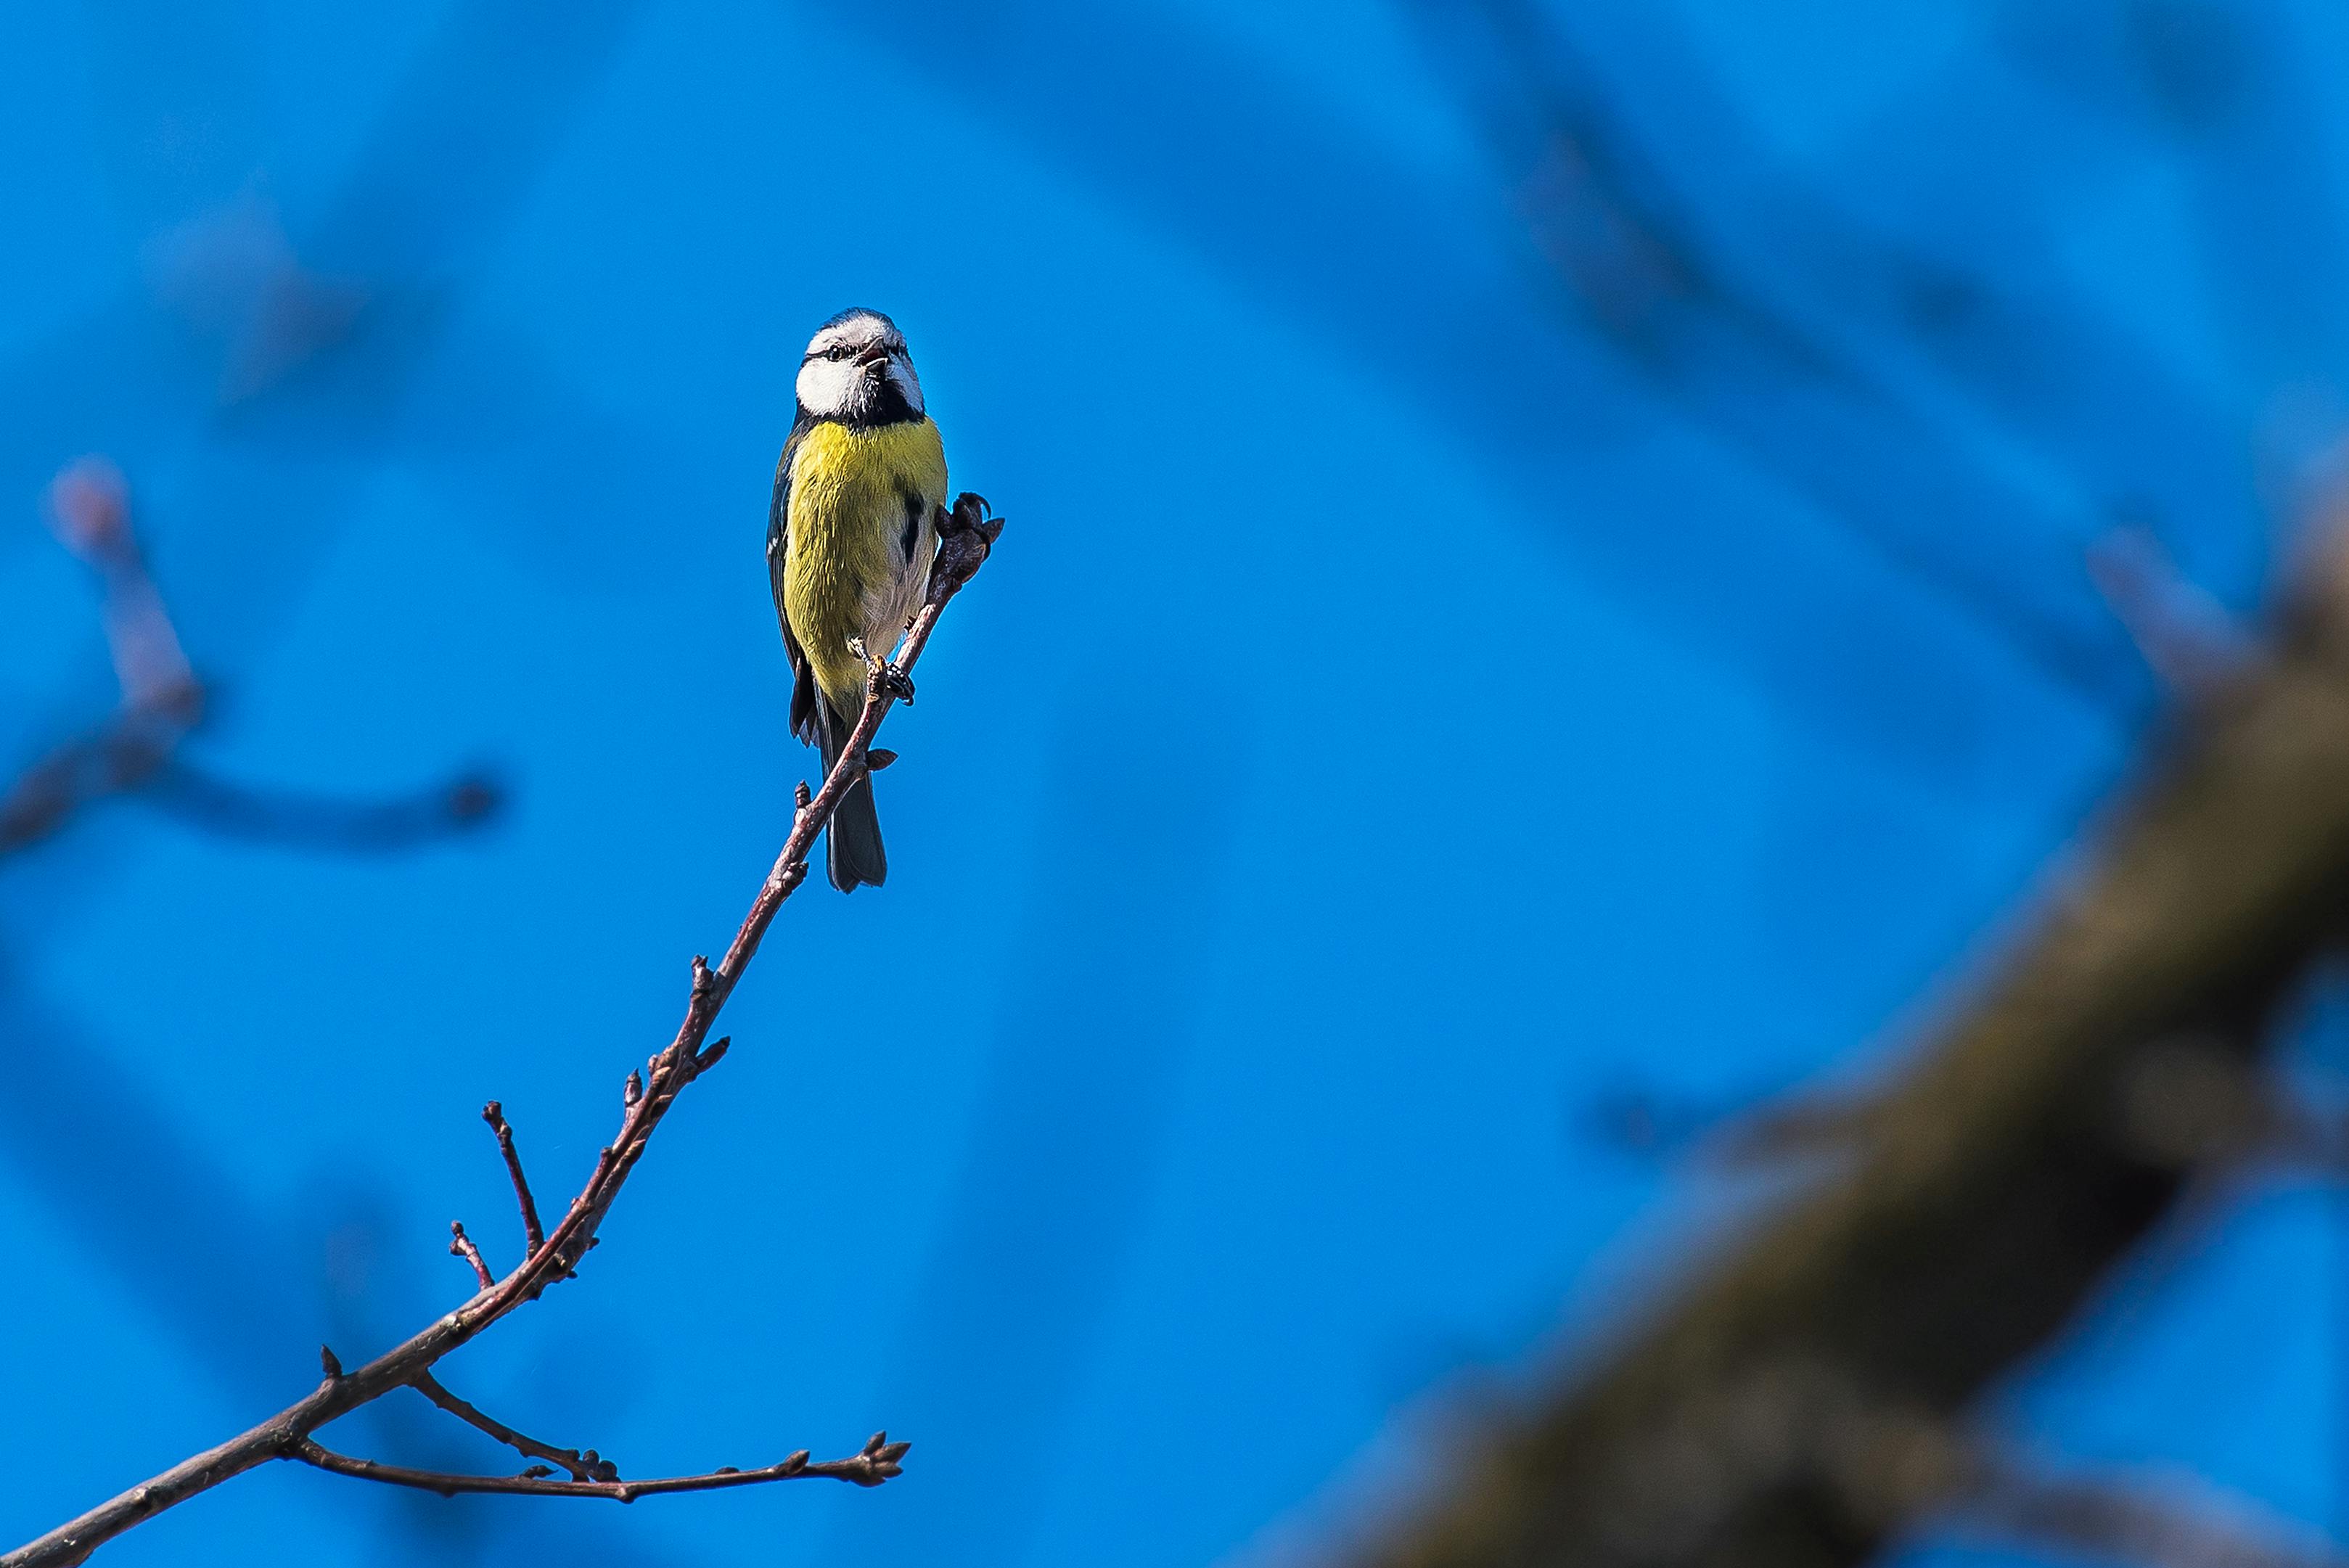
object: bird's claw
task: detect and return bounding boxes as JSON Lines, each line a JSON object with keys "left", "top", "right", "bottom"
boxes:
{"left": 948, "top": 491, "right": 1001, "bottom": 543}
{"left": 848, "top": 636, "right": 915, "bottom": 703}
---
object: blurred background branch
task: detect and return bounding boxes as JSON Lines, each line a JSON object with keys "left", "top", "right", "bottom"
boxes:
{"left": 0, "top": 458, "right": 499, "bottom": 859}
{"left": 1332, "top": 507, "right": 2349, "bottom": 1566}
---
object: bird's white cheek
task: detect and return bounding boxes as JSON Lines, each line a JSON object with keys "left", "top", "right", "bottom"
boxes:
{"left": 796, "top": 359, "right": 855, "bottom": 414}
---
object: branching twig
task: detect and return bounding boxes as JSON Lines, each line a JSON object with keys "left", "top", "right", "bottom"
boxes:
{"left": 408, "top": 1370, "right": 615, "bottom": 1483}
{"left": 288, "top": 1429, "right": 910, "bottom": 1500}
{"left": 4, "top": 459, "right": 501, "bottom": 861}
{"left": 2, "top": 494, "right": 1001, "bottom": 1568}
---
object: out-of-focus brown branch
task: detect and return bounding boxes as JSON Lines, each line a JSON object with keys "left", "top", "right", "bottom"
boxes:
{"left": 139, "top": 759, "right": 503, "bottom": 853}
{"left": 1763, "top": 1377, "right": 2340, "bottom": 1568}
{"left": 1330, "top": 519, "right": 2349, "bottom": 1568}
{"left": 2088, "top": 525, "right": 2258, "bottom": 704}
{"left": 1, "top": 457, "right": 499, "bottom": 860}
{"left": 1, "top": 495, "right": 1001, "bottom": 1568}
{"left": 0, "top": 460, "right": 200, "bottom": 854}
{"left": 1824, "top": 1382, "right": 2337, "bottom": 1568}
{"left": 1446, "top": 1360, "right": 2342, "bottom": 1568}
{"left": 1964, "top": 1458, "right": 2342, "bottom": 1568}
{"left": 46, "top": 458, "right": 195, "bottom": 715}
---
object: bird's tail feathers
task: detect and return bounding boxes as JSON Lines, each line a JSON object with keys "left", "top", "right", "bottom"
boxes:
{"left": 816, "top": 700, "right": 887, "bottom": 892}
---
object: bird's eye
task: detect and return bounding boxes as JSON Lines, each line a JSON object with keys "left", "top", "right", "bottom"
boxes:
{"left": 826, "top": 344, "right": 850, "bottom": 361}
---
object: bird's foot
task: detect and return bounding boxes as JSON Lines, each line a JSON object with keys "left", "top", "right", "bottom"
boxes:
{"left": 848, "top": 636, "right": 917, "bottom": 705}
{"left": 930, "top": 495, "right": 1003, "bottom": 594}
{"left": 948, "top": 492, "right": 997, "bottom": 539}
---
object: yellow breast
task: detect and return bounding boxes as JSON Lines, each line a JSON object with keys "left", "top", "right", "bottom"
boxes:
{"left": 784, "top": 417, "right": 948, "bottom": 710}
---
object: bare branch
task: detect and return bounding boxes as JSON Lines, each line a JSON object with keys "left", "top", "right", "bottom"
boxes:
{"left": 287, "top": 1429, "right": 910, "bottom": 1500}
{"left": 479, "top": 1101, "right": 544, "bottom": 1258}
{"left": 446, "top": 1223, "right": 494, "bottom": 1294}
{"left": 407, "top": 1371, "right": 614, "bottom": 1483}
{"left": 2, "top": 494, "right": 999, "bottom": 1568}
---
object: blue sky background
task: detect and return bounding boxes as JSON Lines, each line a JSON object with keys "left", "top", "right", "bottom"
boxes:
{"left": 2, "top": 2, "right": 2346, "bottom": 1564}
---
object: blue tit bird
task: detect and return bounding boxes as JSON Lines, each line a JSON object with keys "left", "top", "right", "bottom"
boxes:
{"left": 768, "top": 308, "right": 947, "bottom": 892}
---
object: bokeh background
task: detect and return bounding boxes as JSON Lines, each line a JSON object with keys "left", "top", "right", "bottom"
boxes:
{"left": 4, "top": 1, "right": 2346, "bottom": 1564}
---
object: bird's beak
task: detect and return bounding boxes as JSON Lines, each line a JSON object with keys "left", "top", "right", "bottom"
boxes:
{"left": 856, "top": 344, "right": 892, "bottom": 370}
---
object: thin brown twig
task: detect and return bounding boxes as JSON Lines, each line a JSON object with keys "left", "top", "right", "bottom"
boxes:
{"left": 288, "top": 1429, "right": 910, "bottom": 1501}
{"left": 407, "top": 1371, "right": 614, "bottom": 1483}
{"left": 2, "top": 495, "right": 1001, "bottom": 1568}
{"left": 479, "top": 1101, "right": 544, "bottom": 1257}
{"left": 446, "top": 1222, "right": 494, "bottom": 1293}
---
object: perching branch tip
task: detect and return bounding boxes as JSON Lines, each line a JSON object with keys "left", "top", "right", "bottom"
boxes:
{"left": 2, "top": 497, "right": 1002, "bottom": 1568}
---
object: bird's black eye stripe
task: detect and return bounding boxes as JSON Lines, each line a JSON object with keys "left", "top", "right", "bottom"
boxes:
{"left": 801, "top": 337, "right": 904, "bottom": 366}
